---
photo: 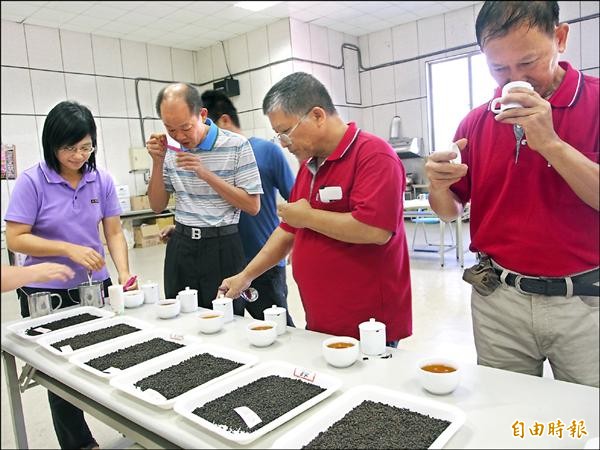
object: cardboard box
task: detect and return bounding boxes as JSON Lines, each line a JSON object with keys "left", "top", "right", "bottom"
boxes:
{"left": 134, "top": 223, "right": 161, "bottom": 248}
{"left": 167, "top": 195, "right": 176, "bottom": 208}
{"left": 115, "top": 184, "right": 131, "bottom": 199}
{"left": 99, "top": 219, "right": 134, "bottom": 248}
{"left": 130, "top": 195, "right": 150, "bottom": 211}
{"left": 155, "top": 215, "right": 174, "bottom": 231}
{"left": 119, "top": 197, "right": 131, "bottom": 213}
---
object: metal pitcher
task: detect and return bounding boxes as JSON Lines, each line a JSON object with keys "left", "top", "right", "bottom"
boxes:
{"left": 68, "top": 281, "right": 105, "bottom": 308}
{"left": 27, "top": 292, "right": 63, "bottom": 318}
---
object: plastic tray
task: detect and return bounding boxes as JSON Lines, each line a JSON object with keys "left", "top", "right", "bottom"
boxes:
{"left": 271, "top": 385, "right": 466, "bottom": 449}
{"left": 173, "top": 360, "right": 342, "bottom": 445}
{"left": 36, "top": 316, "right": 152, "bottom": 358}
{"left": 6, "top": 306, "right": 114, "bottom": 342}
{"left": 68, "top": 328, "right": 202, "bottom": 379}
{"left": 109, "top": 344, "right": 260, "bottom": 409}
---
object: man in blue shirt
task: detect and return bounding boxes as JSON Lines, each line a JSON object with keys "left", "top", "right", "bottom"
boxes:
{"left": 201, "top": 90, "right": 296, "bottom": 325}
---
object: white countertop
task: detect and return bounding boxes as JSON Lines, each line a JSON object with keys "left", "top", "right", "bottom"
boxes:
{"left": 404, "top": 198, "right": 431, "bottom": 210}
{"left": 2, "top": 304, "right": 598, "bottom": 449}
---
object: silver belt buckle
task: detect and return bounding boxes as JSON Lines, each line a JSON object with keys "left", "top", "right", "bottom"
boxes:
{"left": 514, "top": 275, "right": 529, "bottom": 295}
{"left": 190, "top": 227, "right": 202, "bottom": 239}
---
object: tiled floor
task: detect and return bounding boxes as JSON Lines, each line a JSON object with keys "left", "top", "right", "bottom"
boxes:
{"left": 1, "top": 220, "right": 478, "bottom": 449}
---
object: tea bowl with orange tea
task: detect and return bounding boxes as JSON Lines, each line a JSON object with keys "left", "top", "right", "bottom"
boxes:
{"left": 156, "top": 298, "right": 180, "bottom": 319}
{"left": 417, "top": 357, "right": 460, "bottom": 395}
{"left": 246, "top": 320, "right": 278, "bottom": 347}
{"left": 322, "top": 336, "right": 360, "bottom": 368}
{"left": 197, "top": 310, "right": 225, "bottom": 334}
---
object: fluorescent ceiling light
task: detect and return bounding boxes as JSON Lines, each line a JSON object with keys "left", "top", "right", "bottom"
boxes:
{"left": 234, "top": 1, "right": 281, "bottom": 12}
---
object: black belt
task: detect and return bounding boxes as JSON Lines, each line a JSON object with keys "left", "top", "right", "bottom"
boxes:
{"left": 494, "top": 267, "right": 599, "bottom": 297}
{"left": 175, "top": 222, "right": 238, "bottom": 240}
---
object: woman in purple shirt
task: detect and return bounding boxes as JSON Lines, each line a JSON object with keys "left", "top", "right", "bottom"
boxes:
{"left": 5, "top": 101, "right": 134, "bottom": 449}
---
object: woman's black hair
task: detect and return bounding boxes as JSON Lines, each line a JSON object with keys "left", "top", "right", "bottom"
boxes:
{"left": 42, "top": 101, "right": 97, "bottom": 173}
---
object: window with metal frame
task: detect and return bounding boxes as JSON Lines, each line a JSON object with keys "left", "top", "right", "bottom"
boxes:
{"left": 427, "top": 52, "right": 497, "bottom": 153}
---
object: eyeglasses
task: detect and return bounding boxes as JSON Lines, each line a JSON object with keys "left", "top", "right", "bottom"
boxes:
{"left": 59, "top": 144, "right": 96, "bottom": 156}
{"left": 271, "top": 110, "right": 311, "bottom": 146}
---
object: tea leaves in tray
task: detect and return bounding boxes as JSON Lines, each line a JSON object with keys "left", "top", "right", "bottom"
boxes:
{"left": 302, "top": 400, "right": 451, "bottom": 449}
{"left": 134, "top": 353, "right": 243, "bottom": 399}
{"left": 25, "top": 313, "right": 102, "bottom": 336}
{"left": 85, "top": 337, "right": 184, "bottom": 372}
{"left": 51, "top": 323, "right": 141, "bottom": 351}
{"left": 192, "top": 375, "right": 325, "bottom": 433}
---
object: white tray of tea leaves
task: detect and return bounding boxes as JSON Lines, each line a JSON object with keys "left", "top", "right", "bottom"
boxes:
{"left": 6, "top": 306, "right": 114, "bottom": 342}
{"left": 173, "top": 360, "right": 342, "bottom": 444}
{"left": 110, "top": 343, "right": 259, "bottom": 409}
{"left": 68, "top": 328, "right": 202, "bottom": 379}
{"left": 271, "top": 385, "right": 466, "bottom": 449}
{"left": 36, "top": 316, "right": 152, "bottom": 358}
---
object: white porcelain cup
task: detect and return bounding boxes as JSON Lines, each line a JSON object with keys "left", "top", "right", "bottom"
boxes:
{"left": 490, "top": 80, "right": 534, "bottom": 113}
{"left": 263, "top": 305, "right": 287, "bottom": 335}
{"left": 156, "top": 298, "right": 180, "bottom": 319}
{"left": 246, "top": 320, "right": 277, "bottom": 347}
{"left": 212, "top": 296, "right": 234, "bottom": 323}
{"left": 359, "top": 318, "right": 386, "bottom": 356}
{"left": 108, "top": 284, "right": 124, "bottom": 315}
{"left": 177, "top": 286, "right": 198, "bottom": 313}
{"left": 322, "top": 336, "right": 360, "bottom": 368}
{"left": 197, "top": 310, "right": 225, "bottom": 334}
{"left": 140, "top": 281, "right": 159, "bottom": 304}
{"left": 417, "top": 357, "right": 461, "bottom": 395}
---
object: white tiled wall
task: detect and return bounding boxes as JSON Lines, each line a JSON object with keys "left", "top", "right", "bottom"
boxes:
{"left": 1, "top": 3, "right": 598, "bottom": 225}
{"left": 0, "top": 17, "right": 295, "bottom": 224}
{"left": 60, "top": 30, "right": 95, "bottom": 73}
{"left": 25, "top": 24, "right": 63, "bottom": 71}
{"left": 356, "top": 1, "right": 599, "bottom": 147}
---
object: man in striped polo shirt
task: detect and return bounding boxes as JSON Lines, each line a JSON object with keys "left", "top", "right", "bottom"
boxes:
{"left": 146, "top": 83, "right": 263, "bottom": 313}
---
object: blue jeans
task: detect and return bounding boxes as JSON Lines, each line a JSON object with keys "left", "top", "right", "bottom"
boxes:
{"left": 387, "top": 340, "right": 399, "bottom": 348}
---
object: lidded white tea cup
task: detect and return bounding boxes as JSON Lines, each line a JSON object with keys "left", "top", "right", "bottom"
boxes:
{"left": 359, "top": 318, "right": 386, "bottom": 356}
{"left": 212, "top": 296, "right": 234, "bottom": 323}
{"left": 178, "top": 286, "right": 198, "bottom": 313}
{"left": 140, "top": 280, "right": 159, "bottom": 304}
{"left": 263, "top": 305, "right": 287, "bottom": 335}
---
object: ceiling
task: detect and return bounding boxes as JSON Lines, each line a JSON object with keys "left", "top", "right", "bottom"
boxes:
{"left": 1, "top": 1, "right": 480, "bottom": 51}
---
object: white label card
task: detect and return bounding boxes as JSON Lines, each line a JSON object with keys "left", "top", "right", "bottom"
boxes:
{"left": 169, "top": 333, "right": 184, "bottom": 341}
{"left": 144, "top": 389, "right": 167, "bottom": 402}
{"left": 318, "top": 186, "right": 343, "bottom": 203}
{"left": 33, "top": 327, "right": 51, "bottom": 334}
{"left": 234, "top": 406, "right": 262, "bottom": 428}
{"left": 60, "top": 345, "right": 73, "bottom": 353}
{"left": 293, "top": 368, "right": 316, "bottom": 382}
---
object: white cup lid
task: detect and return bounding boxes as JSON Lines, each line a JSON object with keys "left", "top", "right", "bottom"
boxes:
{"left": 179, "top": 286, "right": 197, "bottom": 294}
{"left": 359, "top": 317, "right": 385, "bottom": 331}
{"left": 213, "top": 297, "right": 232, "bottom": 305}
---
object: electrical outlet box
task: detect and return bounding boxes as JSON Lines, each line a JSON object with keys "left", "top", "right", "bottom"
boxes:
{"left": 130, "top": 147, "right": 151, "bottom": 171}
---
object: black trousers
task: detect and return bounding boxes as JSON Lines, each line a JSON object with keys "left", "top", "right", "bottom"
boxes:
{"left": 164, "top": 231, "right": 247, "bottom": 315}
{"left": 17, "top": 280, "right": 111, "bottom": 449}
{"left": 244, "top": 265, "right": 295, "bottom": 326}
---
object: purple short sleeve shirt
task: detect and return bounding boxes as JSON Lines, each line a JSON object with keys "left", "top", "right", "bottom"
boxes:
{"left": 5, "top": 162, "right": 122, "bottom": 289}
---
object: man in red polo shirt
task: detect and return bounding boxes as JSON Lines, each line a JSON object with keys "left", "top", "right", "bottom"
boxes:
{"left": 426, "top": 1, "right": 599, "bottom": 387}
{"left": 219, "top": 72, "right": 412, "bottom": 345}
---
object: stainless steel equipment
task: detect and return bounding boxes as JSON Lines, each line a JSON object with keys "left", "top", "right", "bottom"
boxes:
{"left": 387, "top": 116, "right": 427, "bottom": 193}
